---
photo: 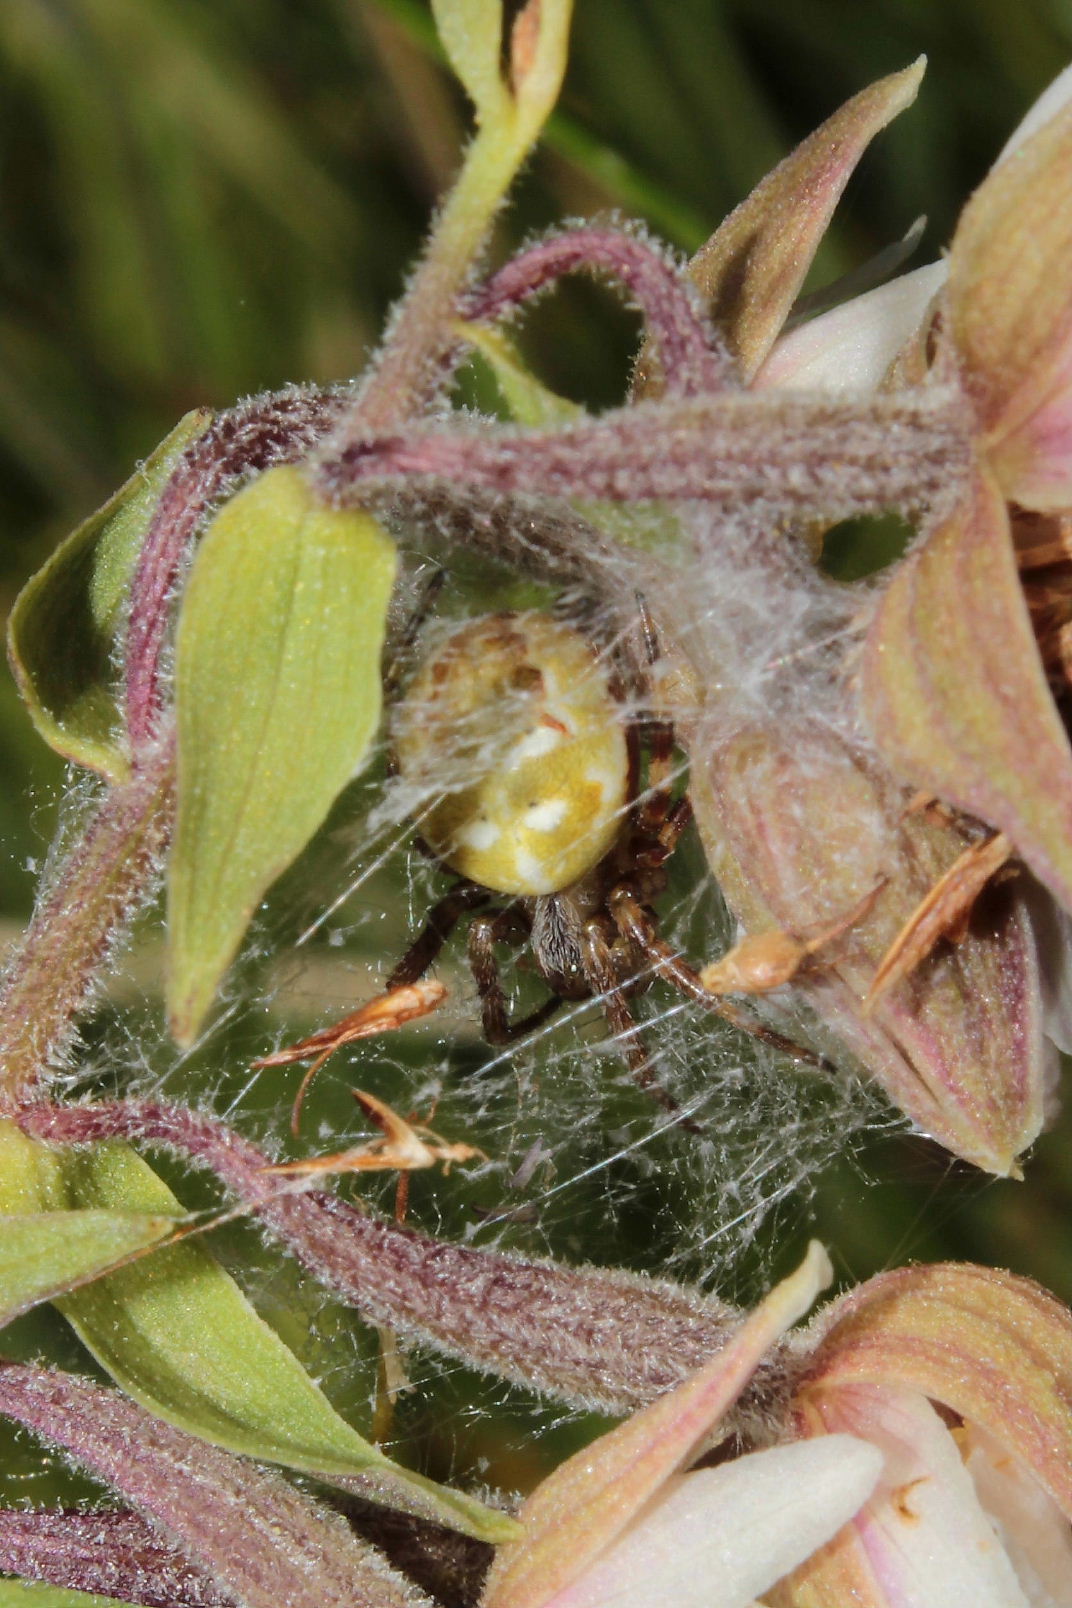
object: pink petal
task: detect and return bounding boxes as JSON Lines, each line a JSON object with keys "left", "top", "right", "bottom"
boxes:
{"left": 796, "top": 1384, "right": 1031, "bottom": 1607}
{"left": 803, "top": 1263, "right": 1072, "bottom": 1523}
{"left": 947, "top": 97, "right": 1072, "bottom": 508}
{"left": 757, "top": 263, "right": 946, "bottom": 393}
{"left": 481, "top": 1245, "right": 832, "bottom": 1608}
{"left": 995, "top": 63, "right": 1072, "bottom": 164}
{"left": 961, "top": 1423, "right": 1072, "bottom": 1606}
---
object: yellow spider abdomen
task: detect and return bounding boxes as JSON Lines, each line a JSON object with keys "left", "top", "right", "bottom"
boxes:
{"left": 393, "top": 613, "right": 629, "bottom": 897}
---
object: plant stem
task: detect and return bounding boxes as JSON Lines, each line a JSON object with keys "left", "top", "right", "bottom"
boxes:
{"left": 0, "top": 750, "right": 173, "bottom": 1103}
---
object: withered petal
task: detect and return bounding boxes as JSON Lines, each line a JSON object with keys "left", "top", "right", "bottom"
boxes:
{"left": 681, "top": 60, "right": 924, "bottom": 382}
{"left": 690, "top": 718, "right": 1045, "bottom": 1175}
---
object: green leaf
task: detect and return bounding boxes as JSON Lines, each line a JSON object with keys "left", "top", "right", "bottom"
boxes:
{"left": 167, "top": 465, "right": 397, "bottom": 1045}
{"left": 0, "top": 1122, "right": 517, "bottom": 1543}
{"left": 0, "top": 1584, "right": 130, "bottom": 1608}
{"left": 0, "top": 1210, "right": 179, "bottom": 1326}
{"left": 431, "top": 0, "right": 510, "bottom": 125}
{"left": 463, "top": 324, "right": 584, "bottom": 427}
{"left": 7, "top": 410, "right": 212, "bottom": 781}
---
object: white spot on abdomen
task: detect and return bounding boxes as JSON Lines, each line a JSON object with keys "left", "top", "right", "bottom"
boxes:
{"left": 514, "top": 725, "right": 563, "bottom": 763}
{"left": 524, "top": 798, "right": 568, "bottom": 833}
{"left": 458, "top": 818, "right": 501, "bottom": 852}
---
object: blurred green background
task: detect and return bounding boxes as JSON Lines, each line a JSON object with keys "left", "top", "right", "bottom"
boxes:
{"left": 3, "top": 0, "right": 1072, "bottom": 1510}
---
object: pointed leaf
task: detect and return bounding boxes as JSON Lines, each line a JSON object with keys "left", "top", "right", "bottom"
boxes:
{"left": 803, "top": 1262, "right": 1072, "bottom": 1521}
{"left": 860, "top": 465, "right": 1072, "bottom": 914}
{"left": 167, "top": 465, "right": 396, "bottom": 1045}
{"left": 0, "top": 1210, "right": 178, "bottom": 1326}
{"left": 682, "top": 61, "right": 925, "bottom": 381}
{"left": 949, "top": 97, "right": 1072, "bottom": 508}
{"left": 0, "top": 1122, "right": 515, "bottom": 1544}
{"left": 7, "top": 411, "right": 211, "bottom": 780}
{"left": 431, "top": 0, "right": 511, "bottom": 125}
{"left": 482, "top": 1243, "right": 832, "bottom": 1608}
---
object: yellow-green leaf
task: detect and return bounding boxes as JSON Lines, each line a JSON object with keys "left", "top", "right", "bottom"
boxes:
{"left": 0, "top": 1122, "right": 516, "bottom": 1543}
{"left": 462, "top": 323, "right": 584, "bottom": 427}
{"left": 506, "top": 0, "right": 574, "bottom": 151}
{"left": 167, "top": 465, "right": 396, "bottom": 1045}
{"left": 7, "top": 410, "right": 211, "bottom": 781}
{"left": 0, "top": 1585, "right": 130, "bottom": 1608}
{"left": 430, "top": 0, "right": 572, "bottom": 143}
{"left": 0, "top": 1210, "right": 178, "bottom": 1326}
{"left": 431, "top": 0, "right": 511, "bottom": 126}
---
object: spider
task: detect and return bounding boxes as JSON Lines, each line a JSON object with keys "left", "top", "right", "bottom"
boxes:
{"left": 259, "top": 605, "right": 817, "bottom": 1129}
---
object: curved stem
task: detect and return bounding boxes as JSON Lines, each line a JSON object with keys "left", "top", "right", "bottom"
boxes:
{"left": 124, "top": 388, "right": 346, "bottom": 749}
{"left": 465, "top": 225, "right": 734, "bottom": 397}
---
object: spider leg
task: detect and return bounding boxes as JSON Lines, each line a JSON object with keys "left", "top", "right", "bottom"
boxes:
{"left": 382, "top": 566, "right": 446, "bottom": 702}
{"left": 467, "top": 911, "right": 564, "bottom": 1045}
{"left": 634, "top": 793, "right": 692, "bottom": 872}
{"left": 387, "top": 881, "right": 491, "bottom": 988}
{"left": 619, "top": 594, "right": 692, "bottom": 870}
{"left": 580, "top": 917, "right": 701, "bottom": 1129}
{"left": 607, "top": 887, "right": 827, "bottom": 1068}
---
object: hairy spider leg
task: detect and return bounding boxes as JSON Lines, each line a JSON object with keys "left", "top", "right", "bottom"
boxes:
{"left": 466, "top": 908, "right": 566, "bottom": 1044}
{"left": 386, "top": 881, "right": 491, "bottom": 988}
{"left": 382, "top": 566, "right": 446, "bottom": 703}
{"left": 577, "top": 917, "right": 703, "bottom": 1130}
{"left": 608, "top": 886, "right": 827, "bottom": 1067}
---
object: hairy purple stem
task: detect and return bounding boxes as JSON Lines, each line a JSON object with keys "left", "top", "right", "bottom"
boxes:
{"left": 18, "top": 1100, "right": 762, "bottom": 1417}
{"left": 0, "top": 1509, "right": 230, "bottom": 1608}
{"left": 124, "top": 387, "right": 347, "bottom": 749}
{"left": 0, "top": 749, "right": 173, "bottom": 1102}
{"left": 0, "top": 1504, "right": 493, "bottom": 1608}
{"left": 316, "top": 386, "right": 973, "bottom": 522}
{"left": 463, "top": 225, "right": 734, "bottom": 397}
{"left": 0, "top": 1361, "right": 426, "bottom": 1608}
